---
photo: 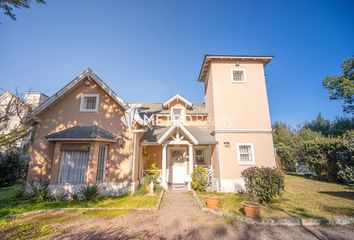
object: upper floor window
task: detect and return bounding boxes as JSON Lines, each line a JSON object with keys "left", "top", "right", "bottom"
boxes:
{"left": 237, "top": 143, "right": 255, "bottom": 165}
{"left": 231, "top": 68, "right": 247, "bottom": 83}
{"left": 171, "top": 107, "right": 184, "bottom": 123}
{"left": 80, "top": 94, "right": 99, "bottom": 112}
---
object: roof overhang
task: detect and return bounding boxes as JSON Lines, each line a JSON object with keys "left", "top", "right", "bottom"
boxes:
{"left": 162, "top": 94, "right": 193, "bottom": 108}
{"left": 198, "top": 54, "right": 274, "bottom": 82}
{"left": 25, "top": 69, "right": 129, "bottom": 123}
{"left": 46, "top": 138, "right": 117, "bottom": 143}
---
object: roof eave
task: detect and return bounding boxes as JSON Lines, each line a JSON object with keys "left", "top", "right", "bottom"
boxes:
{"left": 198, "top": 54, "right": 274, "bottom": 82}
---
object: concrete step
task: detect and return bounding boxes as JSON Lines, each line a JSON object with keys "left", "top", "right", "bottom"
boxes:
{"left": 169, "top": 184, "right": 189, "bottom": 192}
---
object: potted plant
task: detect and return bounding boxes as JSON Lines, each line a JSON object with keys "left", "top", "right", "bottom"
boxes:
{"left": 205, "top": 194, "right": 221, "bottom": 209}
{"left": 241, "top": 167, "right": 285, "bottom": 218}
{"left": 242, "top": 193, "right": 261, "bottom": 218}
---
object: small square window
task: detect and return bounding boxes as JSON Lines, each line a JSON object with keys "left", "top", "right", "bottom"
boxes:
{"left": 237, "top": 144, "right": 255, "bottom": 165}
{"left": 171, "top": 107, "right": 184, "bottom": 123}
{"left": 80, "top": 94, "right": 99, "bottom": 112}
{"left": 231, "top": 69, "right": 247, "bottom": 83}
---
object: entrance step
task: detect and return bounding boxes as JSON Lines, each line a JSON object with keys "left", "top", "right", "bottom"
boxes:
{"left": 169, "top": 184, "right": 189, "bottom": 192}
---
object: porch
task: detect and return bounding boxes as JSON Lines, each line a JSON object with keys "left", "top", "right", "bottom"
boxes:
{"left": 138, "top": 123, "right": 218, "bottom": 190}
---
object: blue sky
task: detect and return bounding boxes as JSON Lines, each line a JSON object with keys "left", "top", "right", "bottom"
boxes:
{"left": 0, "top": 0, "right": 353, "bottom": 127}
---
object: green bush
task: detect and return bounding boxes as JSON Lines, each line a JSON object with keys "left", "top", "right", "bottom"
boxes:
{"left": 191, "top": 167, "right": 208, "bottom": 191}
{"left": 79, "top": 184, "right": 100, "bottom": 201}
{"left": 241, "top": 167, "right": 285, "bottom": 204}
{"left": 29, "top": 181, "right": 53, "bottom": 202}
{"left": 0, "top": 151, "right": 29, "bottom": 187}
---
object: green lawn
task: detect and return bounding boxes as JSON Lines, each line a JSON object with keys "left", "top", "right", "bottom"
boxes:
{"left": 198, "top": 175, "right": 354, "bottom": 218}
{"left": 0, "top": 185, "right": 160, "bottom": 218}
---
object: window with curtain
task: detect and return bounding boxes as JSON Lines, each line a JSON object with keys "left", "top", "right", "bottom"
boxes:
{"left": 58, "top": 144, "right": 90, "bottom": 184}
{"left": 96, "top": 144, "right": 108, "bottom": 182}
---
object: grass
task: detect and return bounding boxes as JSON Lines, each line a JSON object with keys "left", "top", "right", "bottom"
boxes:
{"left": 0, "top": 185, "right": 160, "bottom": 218}
{"left": 198, "top": 174, "right": 354, "bottom": 219}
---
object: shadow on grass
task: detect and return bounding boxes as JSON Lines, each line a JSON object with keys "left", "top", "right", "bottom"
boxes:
{"left": 318, "top": 191, "right": 354, "bottom": 201}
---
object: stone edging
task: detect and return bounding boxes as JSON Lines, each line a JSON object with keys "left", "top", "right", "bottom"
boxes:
{"left": 155, "top": 189, "right": 165, "bottom": 210}
{"left": 6, "top": 190, "right": 165, "bottom": 219}
{"left": 191, "top": 190, "right": 354, "bottom": 226}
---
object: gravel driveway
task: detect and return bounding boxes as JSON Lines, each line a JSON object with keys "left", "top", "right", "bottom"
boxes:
{"left": 50, "top": 191, "right": 353, "bottom": 239}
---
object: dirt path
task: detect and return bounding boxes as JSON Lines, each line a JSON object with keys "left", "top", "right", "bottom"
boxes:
{"left": 47, "top": 191, "right": 354, "bottom": 240}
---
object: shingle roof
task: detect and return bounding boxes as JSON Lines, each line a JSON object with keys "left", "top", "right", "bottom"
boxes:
{"left": 46, "top": 126, "right": 116, "bottom": 142}
{"left": 141, "top": 125, "right": 216, "bottom": 144}
{"left": 128, "top": 102, "right": 207, "bottom": 115}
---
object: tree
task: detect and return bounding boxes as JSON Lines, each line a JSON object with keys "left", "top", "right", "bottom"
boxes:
{"left": 0, "top": 91, "right": 30, "bottom": 149}
{"left": 0, "top": 0, "right": 45, "bottom": 21}
{"left": 303, "top": 113, "right": 331, "bottom": 135}
{"left": 323, "top": 57, "right": 354, "bottom": 114}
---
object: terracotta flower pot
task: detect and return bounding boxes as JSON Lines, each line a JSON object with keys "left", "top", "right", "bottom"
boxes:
{"left": 205, "top": 196, "right": 221, "bottom": 209}
{"left": 243, "top": 202, "right": 261, "bottom": 218}
{"left": 146, "top": 185, "right": 151, "bottom": 193}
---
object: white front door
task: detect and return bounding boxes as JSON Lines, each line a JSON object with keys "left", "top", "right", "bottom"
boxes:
{"left": 169, "top": 148, "right": 187, "bottom": 184}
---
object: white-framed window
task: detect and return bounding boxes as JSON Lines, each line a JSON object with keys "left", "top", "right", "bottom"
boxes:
{"left": 230, "top": 68, "right": 247, "bottom": 83}
{"left": 237, "top": 143, "right": 255, "bottom": 165}
{"left": 96, "top": 144, "right": 108, "bottom": 182}
{"left": 171, "top": 106, "right": 184, "bottom": 123}
{"left": 80, "top": 94, "right": 99, "bottom": 112}
{"left": 194, "top": 147, "right": 206, "bottom": 166}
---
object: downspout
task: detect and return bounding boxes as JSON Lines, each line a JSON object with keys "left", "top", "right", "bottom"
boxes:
{"left": 128, "top": 128, "right": 147, "bottom": 191}
{"left": 215, "top": 142, "right": 221, "bottom": 191}
{"left": 128, "top": 130, "right": 135, "bottom": 192}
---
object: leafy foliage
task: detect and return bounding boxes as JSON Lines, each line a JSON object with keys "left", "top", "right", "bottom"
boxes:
{"left": 323, "top": 57, "right": 354, "bottom": 114}
{"left": 0, "top": 150, "right": 29, "bottom": 187}
{"left": 0, "top": 0, "right": 45, "bottom": 21}
{"left": 191, "top": 166, "right": 208, "bottom": 191}
{"left": 79, "top": 184, "right": 100, "bottom": 201}
{"left": 29, "top": 181, "right": 53, "bottom": 202}
{"left": 241, "top": 167, "right": 285, "bottom": 204}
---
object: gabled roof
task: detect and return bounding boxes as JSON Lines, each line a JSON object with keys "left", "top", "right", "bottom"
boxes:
{"left": 198, "top": 54, "right": 273, "bottom": 82}
{"left": 46, "top": 125, "right": 116, "bottom": 142}
{"left": 157, "top": 122, "right": 198, "bottom": 144}
{"left": 162, "top": 94, "right": 193, "bottom": 108}
{"left": 25, "top": 69, "right": 128, "bottom": 121}
{"left": 141, "top": 124, "right": 216, "bottom": 145}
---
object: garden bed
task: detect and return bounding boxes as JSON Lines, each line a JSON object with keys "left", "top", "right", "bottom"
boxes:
{"left": 0, "top": 185, "right": 162, "bottom": 218}
{"left": 197, "top": 175, "right": 354, "bottom": 219}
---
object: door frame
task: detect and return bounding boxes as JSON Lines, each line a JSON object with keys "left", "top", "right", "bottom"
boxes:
{"left": 168, "top": 146, "right": 187, "bottom": 184}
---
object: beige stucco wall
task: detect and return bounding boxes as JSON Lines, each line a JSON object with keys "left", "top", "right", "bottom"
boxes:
{"left": 205, "top": 59, "right": 272, "bottom": 129}
{"left": 203, "top": 58, "right": 276, "bottom": 185}
{"left": 215, "top": 132, "right": 276, "bottom": 179}
{"left": 27, "top": 79, "right": 131, "bottom": 184}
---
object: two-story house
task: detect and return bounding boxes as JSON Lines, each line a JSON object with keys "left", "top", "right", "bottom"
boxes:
{"left": 25, "top": 54, "right": 276, "bottom": 195}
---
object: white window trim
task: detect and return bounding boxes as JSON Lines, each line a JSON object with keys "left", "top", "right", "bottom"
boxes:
{"left": 237, "top": 143, "right": 255, "bottom": 165}
{"left": 80, "top": 93, "right": 99, "bottom": 112}
{"left": 97, "top": 144, "right": 108, "bottom": 183}
{"left": 170, "top": 106, "right": 185, "bottom": 123}
{"left": 230, "top": 68, "right": 247, "bottom": 83}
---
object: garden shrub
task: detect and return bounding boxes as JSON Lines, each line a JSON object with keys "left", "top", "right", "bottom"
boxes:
{"left": 79, "top": 184, "right": 100, "bottom": 201}
{"left": 241, "top": 167, "right": 284, "bottom": 204}
{"left": 0, "top": 150, "right": 29, "bottom": 187}
{"left": 191, "top": 166, "right": 208, "bottom": 191}
{"left": 29, "top": 181, "right": 53, "bottom": 202}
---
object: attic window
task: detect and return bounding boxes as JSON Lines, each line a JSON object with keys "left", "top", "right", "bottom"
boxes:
{"left": 231, "top": 69, "right": 247, "bottom": 83}
{"left": 80, "top": 94, "right": 99, "bottom": 112}
{"left": 171, "top": 107, "right": 184, "bottom": 123}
